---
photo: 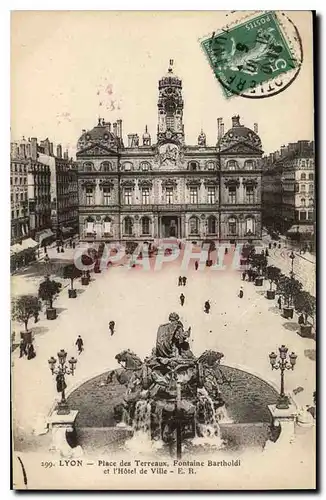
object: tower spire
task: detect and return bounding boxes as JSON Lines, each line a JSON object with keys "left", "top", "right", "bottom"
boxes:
{"left": 168, "top": 59, "right": 174, "bottom": 73}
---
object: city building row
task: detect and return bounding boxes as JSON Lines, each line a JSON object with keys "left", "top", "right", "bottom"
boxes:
{"left": 76, "top": 61, "right": 264, "bottom": 244}
{"left": 262, "top": 140, "right": 315, "bottom": 242}
{"left": 10, "top": 137, "right": 79, "bottom": 265}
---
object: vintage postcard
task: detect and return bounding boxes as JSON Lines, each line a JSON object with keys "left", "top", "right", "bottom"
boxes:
{"left": 11, "top": 10, "right": 316, "bottom": 490}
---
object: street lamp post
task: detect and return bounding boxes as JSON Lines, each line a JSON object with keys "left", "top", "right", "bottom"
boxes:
{"left": 289, "top": 250, "right": 296, "bottom": 278}
{"left": 269, "top": 345, "right": 297, "bottom": 409}
{"left": 48, "top": 349, "right": 77, "bottom": 415}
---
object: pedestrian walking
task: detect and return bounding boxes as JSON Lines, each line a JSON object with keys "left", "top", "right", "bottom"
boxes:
{"left": 19, "top": 339, "right": 27, "bottom": 358}
{"left": 56, "top": 246, "right": 60, "bottom": 253}
{"left": 180, "top": 293, "right": 185, "bottom": 306}
{"left": 27, "top": 343, "right": 36, "bottom": 360}
{"left": 242, "top": 271, "right": 246, "bottom": 281}
{"left": 72, "top": 241, "right": 76, "bottom": 249}
{"left": 109, "top": 321, "right": 115, "bottom": 336}
{"left": 265, "top": 249, "right": 269, "bottom": 257}
{"left": 195, "top": 261, "right": 199, "bottom": 271}
{"left": 268, "top": 242, "right": 272, "bottom": 249}
{"left": 178, "top": 276, "right": 183, "bottom": 286}
{"left": 182, "top": 276, "right": 187, "bottom": 286}
{"left": 224, "top": 247, "right": 228, "bottom": 254}
{"left": 239, "top": 287, "right": 244, "bottom": 299}
{"left": 277, "top": 296, "right": 282, "bottom": 310}
{"left": 76, "top": 335, "right": 84, "bottom": 354}
{"left": 34, "top": 311, "right": 39, "bottom": 324}
{"left": 204, "top": 300, "right": 210, "bottom": 314}
{"left": 298, "top": 313, "right": 305, "bottom": 325}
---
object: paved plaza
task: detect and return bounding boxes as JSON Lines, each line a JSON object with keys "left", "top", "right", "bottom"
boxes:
{"left": 12, "top": 244, "right": 316, "bottom": 447}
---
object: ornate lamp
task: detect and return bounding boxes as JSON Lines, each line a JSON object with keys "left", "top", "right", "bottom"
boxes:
{"left": 48, "top": 349, "right": 77, "bottom": 415}
{"left": 269, "top": 345, "right": 297, "bottom": 409}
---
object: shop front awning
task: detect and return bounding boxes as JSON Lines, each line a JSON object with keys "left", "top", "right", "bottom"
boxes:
{"left": 287, "top": 225, "right": 314, "bottom": 234}
{"left": 21, "top": 238, "right": 38, "bottom": 250}
{"left": 10, "top": 243, "right": 23, "bottom": 256}
{"left": 61, "top": 226, "right": 74, "bottom": 235}
{"left": 36, "top": 229, "right": 55, "bottom": 245}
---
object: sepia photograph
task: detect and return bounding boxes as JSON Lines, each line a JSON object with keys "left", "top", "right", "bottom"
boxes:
{"left": 10, "top": 10, "right": 316, "bottom": 490}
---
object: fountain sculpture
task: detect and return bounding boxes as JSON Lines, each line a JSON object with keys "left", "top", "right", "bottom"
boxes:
{"left": 107, "top": 313, "right": 228, "bottom": 457}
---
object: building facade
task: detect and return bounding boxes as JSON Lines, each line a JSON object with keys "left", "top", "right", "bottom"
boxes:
{"left": 10, "top": 137, "right": 51, "bottom": 244}
{"left": 77, "top": 63, "right": 263, "bottom": 244}
{"left": 262, "top": 140, "right": 315, "bottom": 234}
{"left": 38, "top": 141, "right": 79, "bottom": 241}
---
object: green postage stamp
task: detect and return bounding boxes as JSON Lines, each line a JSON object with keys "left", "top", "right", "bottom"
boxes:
{"left": 201, "top": 11, "right": 302, "bottom": 98}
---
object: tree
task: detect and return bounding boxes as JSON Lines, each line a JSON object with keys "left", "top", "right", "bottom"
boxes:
{"left": 11, "top": 295, "right": 41, "bottom": 332}
{"left": 63, "top": 264, "right": 83, "bottom": 290}
{"left": 293, "top": 291, "right": 316, "bottom": 325}
{"left": 241, "top": 243, "right": 255, "bottom": 260}
{"left": 38, "top": 276, "right": 62, "bottom": 309}
{"left": 125, "top": 241, "right": 139, "bottom": 255}
{"left": 265, "top": 265, "right": 281, "bottom": 291}
{"left": 249, "top": 254, "right": 267, "bottom": 275}
{"left": 276, "top": 274, "right": 303, "bottom": 307}
{"left": 202, "top": 240, "right": 216, "bottom": 262}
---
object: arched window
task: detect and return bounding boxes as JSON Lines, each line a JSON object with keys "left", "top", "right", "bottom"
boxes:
{"left": 206, "top": 161, "right": 215, "bottom": 170}
{"left": 227, "top": 160, "right": 238, "bottom": 170}
{"left": 103, "top": 216, "right": 112, "bottom": 235}
{"left": 140, "top": 162, "right": 150, "bottom": 171}
{"left": 124, "top": 217, "right": 133, "bottom": 235}
{"left": 207, "top": 216, "right": 217, "bottom": 234}
{"left": 308, "top": 183, "right": 314, "bottom": 193}
{"left": 309, "top": 197, "right": 314, "bottom": 207}
{"left": 188, "top": 161, "right": 199, "bottom": 171}
{"left": 300, "top": 173, "right": 306, "bottom": 180}
{"left": 165, "top": 100, "right": 176, "bottom": 130}
{"left": 301, "top": 198, "right": 306, "bottom": 207}
{"left": 123, "top": 162, "right": 133, "bottom": 171}
{"left": 84, "top": 162, "right": 94, "bottom": 172}
{"left": 301, "top": 160, "right": 306, "bottom": 167}
{"left": 244, "top": 160, "right": 255, "bottom": 170}
{"left": 228, "top": 217, "right": 237, "bottom": 235}
{"left": 100, "top": 162, "right": 112, "bottom": 172}
{"left": 189, "top": 216, "right": 199, "bottom": 235}
{"left": 245, "top": 217, "right": 254, "bottom": 234}
{"left": 141, "top": 217, "right": 150, "bottom": 235}
{"left": 308, "top": 173, "right": 314, "bottom": 180}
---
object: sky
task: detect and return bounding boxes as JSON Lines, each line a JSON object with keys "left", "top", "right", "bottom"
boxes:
{"left": 11, "top": 11, "right": 314, "bottom": 157}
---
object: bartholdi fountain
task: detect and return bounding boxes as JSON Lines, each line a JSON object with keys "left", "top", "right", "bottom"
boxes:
{"left": 107, "top": 312, "right": 229, "bottom": 457}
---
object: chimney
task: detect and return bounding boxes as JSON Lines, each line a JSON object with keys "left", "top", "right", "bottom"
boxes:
{"left": 217, "top": 117, "right": 223, "bottom": 140}
{"left": 42, "top": 139, "right": 50, "bottom": 156}
{"left": 117, "top": 119, "right": 122, "bottom": 139}
{"left": 113, "top": 122, "right": 118, "bottom": 136}
{"left": 220, "top": 122, "right": 224, "bottom": 137}
{"left": 82, "top": 129, "right": 86, "bottom": 134}
{"left": 231, "top": 115, "right": 241, "bottom": 127}
{"left": 56, "top": 144, "right": 62, "bottom": 158}
{"left": 128, "top": 134, "right": 133, "bottom": 148}
{"left": 49, "top": 142, "right": 54, "bottom": 155}
{"left": 254, "top": 123, "right": 258, "bottom": 134}
{"left": 20, "top": 143, "right": 26, "bottom": 158}
{"left": 280, "top": 145, "right": 287, "bottom": 157}
{"left": 64, "top": 149, "right": 69, "bottom": 160}
{"left": 107, "top": 122, "right": 111, "bottom": 132}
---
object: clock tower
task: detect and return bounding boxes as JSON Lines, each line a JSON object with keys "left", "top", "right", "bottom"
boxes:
{"left": 157, "top": 60, "right": 185, "bottom": 145}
